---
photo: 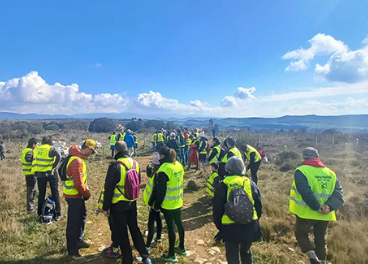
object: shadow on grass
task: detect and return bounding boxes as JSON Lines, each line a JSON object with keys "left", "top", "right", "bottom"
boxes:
{"left": 180, "top": 196, "right": 213, "bottom": 231}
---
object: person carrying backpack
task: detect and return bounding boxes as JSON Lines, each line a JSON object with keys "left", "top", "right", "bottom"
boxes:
{"left": 213, "top": 157, "right": 262, "bottom": 264}
{"left": 101, "top": 141, "right": 152, "bottom": 264}
{"left": 63, "top": 139, "right": 97, "bottom": 258}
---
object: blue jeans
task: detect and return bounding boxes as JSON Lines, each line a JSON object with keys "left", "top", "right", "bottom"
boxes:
{"left": 180, "top": 147, "right": 186, "bottom": 166}
{"left": 66, "top": 198, "right": 86, "bottom": 256}
{"left": 152, "top": 142, "right": 156, "bottom": 153}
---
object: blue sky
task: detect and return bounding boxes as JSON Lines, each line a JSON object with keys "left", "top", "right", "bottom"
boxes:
{"left": 1, "top": 0, "right": 368, "bottom": 117}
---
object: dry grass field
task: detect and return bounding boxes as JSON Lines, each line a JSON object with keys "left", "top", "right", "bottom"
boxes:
{"left": 1, "top": 130, "right": 368, "bottom": 264}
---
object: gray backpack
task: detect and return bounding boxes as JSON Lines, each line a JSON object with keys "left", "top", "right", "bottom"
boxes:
{"left": 225, "top": 179, "right": 254, "bottom": 225}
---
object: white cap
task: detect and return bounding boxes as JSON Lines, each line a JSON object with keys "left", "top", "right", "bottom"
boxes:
{"left": 199, "top": 132, "right": 205, "bottom": 137}
{"left": 170, "top": 132, "right": 176, "bottom": 138}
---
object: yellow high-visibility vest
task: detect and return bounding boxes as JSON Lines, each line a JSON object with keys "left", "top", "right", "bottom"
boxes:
{"left": 221, "top": 175, "right": 258, "bottom": 224}
{"left": 244, "top": 145, "right": 261, "bottom": 162}
{"left": 185, "top": 137, "right": 192, "bottom": 146}
{"left": 63, "top": 156, "right": 88, "bottom": 195}
{"left": 209, "top": 145, "right": 221, "bottom": 164}
{"left": 199, "top": 140, "right": 208, "bottom": 155}
{"left": 31, "top": 144, "right": 55, "bottom": 173}
{"left": 143, "top": 175, "right": 155, "bottom": 205}
{"left": 133, "top": 135, "right": 139, "bottom": 144}
{"left": 110, "top": 135, "right": 116, "bottom": 146}
{"left": 206, "top": 171, "right": 219, "bottom": 197}
{"left": 289, "top": 165, "right": 337, "bottom": 221}
{"left": 158, "top": 162, "right": 184, "bottom": 210}
{"left": 151, "top": 134, "right": 157, "bottom": 142}
{"left": 112, "top": 157, "right": 140, "bottom": 203}
{"left": 21, "top": 147, "right": 33, "bottom": 176}
{"left": 157, "top": 133, "right": 164, "bottom": 142}
{"left": 221, "top": 147, "right": 241, "bottom": 163}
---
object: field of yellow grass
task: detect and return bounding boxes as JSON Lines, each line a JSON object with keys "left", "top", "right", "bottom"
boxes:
{"left": 1, "top": 130, "right": 368, "bottom": 264}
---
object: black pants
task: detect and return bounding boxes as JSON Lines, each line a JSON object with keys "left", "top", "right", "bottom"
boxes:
{"left": 295, "top": 216, "right": 329, "bottom": 261}
{"left": 37, "top": 174, "right": 61, "bottom": 216}
{"left": 249, "top": 160, "right": 261, "bottom": 185}
{"left": 66, "top": 198, "right": 86, "bottom": 256}
{"left": 162, "top": 208, "right": 185, "bottom": 256}
{"left": 111, "top": 201, "right": 149, "bottom": 264}
{"left": 25, "top": 175, "right": 37, "bottom": 213}
{"left": 108, "top": 215, "right": 118, "bottom": 248}
{"left": 225, "top": 239, "right": 253, "bottom": 264}
{"left": 146, "top": 209, "right": 162, "bottom": 247}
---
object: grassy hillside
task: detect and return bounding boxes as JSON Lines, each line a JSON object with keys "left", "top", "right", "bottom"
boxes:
{"left": 0, "top": 130, "right": 368, "bottom": 263}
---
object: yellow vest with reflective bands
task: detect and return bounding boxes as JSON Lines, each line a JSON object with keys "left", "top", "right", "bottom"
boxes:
{"left": 31, "top": 144, "right": 55, "bottom": 173}
{"left": 133, "top": 135, "right": 139, "bottom": 144}
{"left": 244, "top": 145, "right": 261, "bottom": 162}
{"left": 221, "top": 175, "right": 258, "bottom": 224}
{"left": 21, "top": 147, "right": 33, "bottom": 176}
{"left": 177, "top": 135, "right": 185, "bottom": 148}
{"left": 151, "top": 134, "right": 157, "bottom": 142}
{"left": 157, "top": 133, "right": 164, "bottom": 142}
{"left": 221, "top": 147, "right": 241, "bottom": 163}
{"left": 209, "top": 145, "right": 221, "bottom": 164}
{"left": 63, "top": 156, "right": 88, "bottom": 195}
{"left": 207, "top": 171, "right": 219, "bottom": 197}
{"left": 98, "top": 188, "right": 105, "bottom": 210}
{"left": 185, "top": 137, "right": 192, "bottom": 146}
{"left": 143, "top": 175, "right": 155, "bottom": 205}
{"left": 119, "top": 132, "right": 126, "bottom": 141}
{"left": 112, "top": 157, "right": 140, "bottom": 203}
{"left": 289, "top": 165, "right": 337, "bottom": 221}
{"left": 159, "top": 162, "right": 184, "bottom": 210}
{"left": 110, "top": 135, "right": 116, "bottom": 146}
{"left": 199, "top": 140, "right": 208, "bottom": 154}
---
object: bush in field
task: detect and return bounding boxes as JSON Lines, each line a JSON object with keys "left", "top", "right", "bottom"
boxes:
{"left": 28, "top": 124, "right": 43, "bottom": 134}
{"left": 126, "top": 120, "right": 144, "bottom": 132}
{"left": 144, "top": 119, "right": 165, "bottom": 130}
{"left": 44, "top": 124, "right": 60, "bottom": 131}
{"left": 89, "top": 118, "right": 116, "bottom": 133}
{"left": 274, "top": 151, "right": 300, "bottom": 166}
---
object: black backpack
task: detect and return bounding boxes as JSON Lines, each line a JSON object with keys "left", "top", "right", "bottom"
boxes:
{"left": 41, "top": 196, "right": 56, "bottom": 224}
{"left": 225, "top": 178, "right": 254, "bottom": 225}
{"left": 57, "top": 155, "right": 72, "bottom": 181}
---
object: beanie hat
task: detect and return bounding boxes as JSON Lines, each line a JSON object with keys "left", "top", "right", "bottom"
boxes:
{"left": 302, "top": 147, "right": 319, "bottom": 160}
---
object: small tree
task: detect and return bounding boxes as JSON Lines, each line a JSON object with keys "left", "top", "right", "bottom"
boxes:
{"left": 89, "top": 118, "right": 116, "bottom": 133}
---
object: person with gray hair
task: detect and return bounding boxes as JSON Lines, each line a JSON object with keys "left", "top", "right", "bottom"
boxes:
{"left": 289, "top": 147, "right": 344, "bottom": 264}
{"left": 213, "top": 156, "right": 262, "bottom": 264}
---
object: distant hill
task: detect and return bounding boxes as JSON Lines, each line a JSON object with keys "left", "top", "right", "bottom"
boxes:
{"left": 0, "top": 112, "right": 367, "bottom": 132}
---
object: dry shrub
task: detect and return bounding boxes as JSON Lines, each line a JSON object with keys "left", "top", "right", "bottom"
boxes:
{"left": 279, "top": 163, "right": 295, "bottom": 172}
{"left": 274, "top": 151, "right": 300, "bottom": 166}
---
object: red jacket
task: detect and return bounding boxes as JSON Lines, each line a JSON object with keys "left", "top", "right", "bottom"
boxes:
{"left": 63, "top": 145, "right": 91, "bottom": 199}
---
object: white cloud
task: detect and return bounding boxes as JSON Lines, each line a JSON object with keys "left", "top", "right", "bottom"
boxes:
{"left": 282, "top": 33, "right": 348, "bottom": 71}
{"left": 220, "top": 87, "right": 256, "bottom": 107}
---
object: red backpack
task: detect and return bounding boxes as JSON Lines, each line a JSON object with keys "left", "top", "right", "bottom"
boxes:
{"left": 116, "top": 160, "right": 140, "bottom": 200}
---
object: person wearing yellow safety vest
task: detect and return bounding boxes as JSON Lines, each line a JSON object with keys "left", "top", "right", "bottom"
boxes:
{"left": 207, "top": 137, "right": 224, "bottom": 165}
{"left": 21, "top": 138, "right": 39, "bottom": 213}
{"left": 148, "top": 146, "right": 186, "bottom": 262}
{"left": 32, "top": 136, "right": 62, "bottom": 219}
{"left": 176, "top": 129, "right": 187, "bottom": 166}
{"left": 289, "top": 147, "right": 344, "bottom": 264}
{"left": 186, "top": 134, "right": 200, "bottom": 173}
{"left": 133, "top": 132, "right": 139, "bottom": 157}
{"left": 218, "top": 137, "right": 241, "bottom": 179}
{"left": 240, "top": 144, "right": 262, "bottom": 185}
{"left": 157, "top": 131, "right": 164, "bottom": 149}
{"left": 109, "top": 132, "right": 117, "bottom": 158}
{"left": 63, "top": 139, "right": 97, "bottom": 258}
{"left": 151, "top": 132, "right": 157, "bottom": 153}
{"left": 184, "top": 129, "right": 191, "bottom": 164}
{"left": 197, "top": 132, "right": 209, "bottom": 172}
{"left": 206, "top": 162, "right": 219, "bottom": 197}
{"left": 101, "top": 141, "right": 152, "bottom": 264}
{"left": 213, "top": 157, "right": 262, "bottom": 264}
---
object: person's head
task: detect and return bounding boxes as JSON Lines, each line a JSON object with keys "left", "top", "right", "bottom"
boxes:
{"left": 41, "top": 136, "right": 53, "bottom": 145}
{"left": 170, "top": 132, "right": 176, "bottom": 139}
{"left": 199, "top": 131, "right": 205, "bottom": 138}
{"left": 114, "top": 141, "right": 128, "bottom": 156}
{"left": 212, "top": 137, "right": 220, "bottom": 145}
{"left": 302, "top": 147, "right": 319, "bottom": 160}
{"left": 239, "top": 144, "right": 249, "bottom": 152}
{"left": 158, "top": 146, "right": 176, "bottom": 163}
{"left": 224, "top": 137, "right": 235, "bottom": 149}
{"left": 112, "top": 132, "right": 116, "bottom": 135}
{"left": 81, "top": 139, "right": 98, "bottom": 156}
{"left": 225, "top": 156, "right": 245, "bottom": 175}
{"left": 27, "top": 138, "right": 39, "bottom": 149}
{"left": 210, "top": 162, "right": 219, "bottom": 172}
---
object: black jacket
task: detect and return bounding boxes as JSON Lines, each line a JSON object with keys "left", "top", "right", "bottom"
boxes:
{"left": 218, "top": 148, "right": 236, "bottom": 178}
{"left": 213, "top": 175, "right": 262, "bottom": 242}
{"left": 148, "top": 157, "right": 171, "bottom": 210}
{"left": 102, "top": 151, "right": 141, "bottom": 212}
{"left": 207, "top": 143, "right": 225, "bottom": 163}
{"left": 166, "top": 139, "right": 180, "bottom": 152}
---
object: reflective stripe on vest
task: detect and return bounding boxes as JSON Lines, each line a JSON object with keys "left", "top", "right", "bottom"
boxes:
{"left": 221, "top": 147, "right": 241, "bottom": 163}
{"left": 112, "top": 157, "right": 141, "bottom": 203}
{"left": 221, "top": 175, "right": 258, "bottom": 225}
{"left": 199, "top": 140, "right": 208, "bottom": 154}
{"left": 177, "top": 135, "right": 185, "bottom": 148}
{"left": 21, "top": 147, "right": 33, "bottom": 176}
{"left": 186, "top": 138, "right": 192, "bottom": 146}
{"left": 98, "top": 189, "right": 104, "bottom": 210}
{"left": 157, "top": 133, "right": 164, "bottom": 142}
{"left": 289, "top": 165, "right": 337, "bottom": 221}
{"left": 110, "top": 135, "right": 116, "bottom": 146}
{"left": 151, "top": 134, "right": 157, "bottom": 142}
{"left": 143, "top": 175, "right": 155, "bottom": 205}
{"left": 31, "top": 144, "right": 54, "bottom": 173}
{"left": 63, "top": 156, "right": 87, "bottom": 195}
{"left": 206, "top": 171, "right": 219, "bottom": 197}
{"left": 244, "top": 145, "right": 261, "bottom": 163}
{"left": 209, "top": 145, "right": 221, "bottom": 164}
{"left": 158, "top": 162, "right": 184, "bottom": 210}
{"left": 133, "top": 135, "right": 139, "bottom": 144}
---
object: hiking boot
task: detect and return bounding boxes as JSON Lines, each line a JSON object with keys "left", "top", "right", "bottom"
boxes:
{"left": 310, "top": 259, "right": 322, "bottom": 264}
{"left": 174, "top": 246, "right": 187, "bottom": 256}
{"left": 162, "top": 253, "right": 178, "bottom": 262}
{"left": 77, "top": 240, "right": 92, "bottom": 249}
{"left": 104, "top": 245, "right": 121, "bottom": 259}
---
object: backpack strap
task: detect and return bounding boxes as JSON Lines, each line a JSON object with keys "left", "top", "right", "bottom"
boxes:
{"left": 115, "top": 159, "right": 136, "bottom": 200}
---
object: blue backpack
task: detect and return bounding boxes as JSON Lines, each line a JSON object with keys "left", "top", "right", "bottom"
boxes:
{"left": 41, "top": 196, "right": 56, "bottom": 223}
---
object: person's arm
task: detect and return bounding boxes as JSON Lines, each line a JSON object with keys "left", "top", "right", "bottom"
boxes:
{"left": 207, "top": 147, "right": 218, "bottom": 162}
{"left": 197, "top": 140, "right": 205, "bottom": 153}
{"left": 49, "top": 147, "right": 61, "bottom": 169}
{"left": 325, "top": 179, "right": 344, "bottom": 211}
{"left": 67, "top": 159, "right": 91, "bottom": 199}
{"left": 25, "top": 150, "right": 34, "bottom": 163}
{"left": 246, "top": 152, "right": 256, "bottom": 170}
{"left": 251, "top": 181, "right": 262, "bottom": 218}
{"left": 102, "top": 164, "right": 121, "bottom": 211}
{"left": 212, "top": 182, "right": 227, "bottom": 230}
{"left": 153, "top": 171, "right": 169, "bottom": 210}
{"left": 294, "top": 170, "right": 320, "bottom": 211}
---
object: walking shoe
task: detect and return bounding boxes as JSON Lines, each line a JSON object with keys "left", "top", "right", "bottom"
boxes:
{"left": 162, "top": 253, "right": 178, "bottom": 262}
{"left": 310, "top": 259, "right": 322, "bottom": 264}
{"left": 104, "top": 245, "right": 121, "bottom": 259}
{"left": 150, "top": 238, "right": 162, "bottom": 247}
{"left": 68, "top": 254, "right": 81, "bottom": 260}
{"left": 174, "top": 246, "right": 187, "bottom": 256}
{"left": 143, "top": 258, "right": 152, "bottom": 264}
{"left": 136, "top": 247, "right": 150, "bottom": 261}
{"left": 55, "top": 215, "right": 63, "bottom": 221}
{"left": 77, "top": 240, "right": 92, "bottom": 248}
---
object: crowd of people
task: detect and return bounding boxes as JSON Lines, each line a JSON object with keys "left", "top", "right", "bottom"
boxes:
{"left": 17, "top": 128, "right": 344, "bottom": 264}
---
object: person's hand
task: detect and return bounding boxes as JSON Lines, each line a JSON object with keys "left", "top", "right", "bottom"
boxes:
{"left": 153, "top": 207, "right": 160, "bottom": 212}
{"left": 102, "top": 211, "right": 110, "bottom": 217}
{"left": 319, "top": 204, "right": 330, "bottom": 215}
